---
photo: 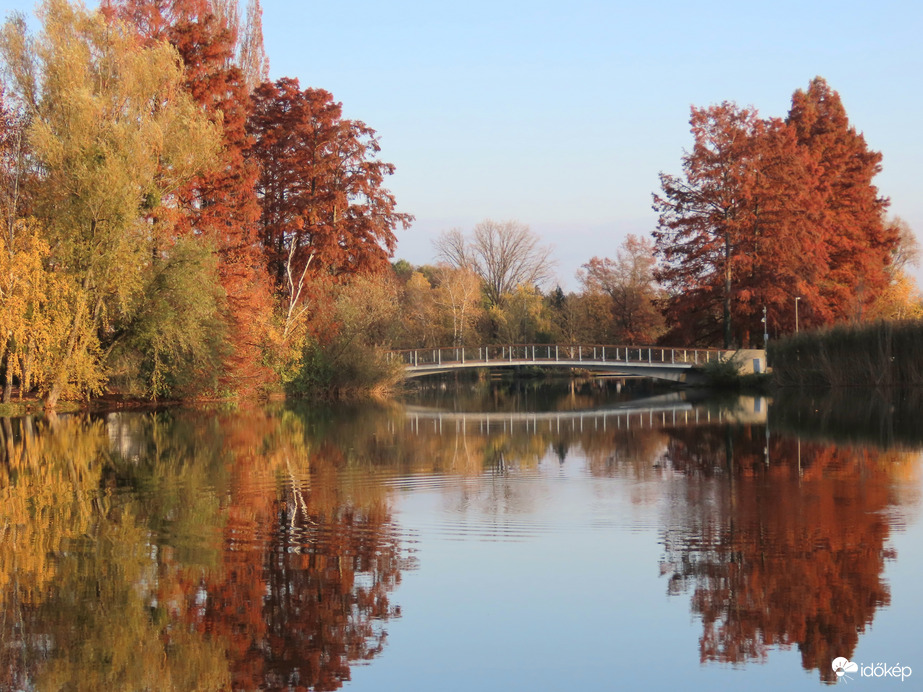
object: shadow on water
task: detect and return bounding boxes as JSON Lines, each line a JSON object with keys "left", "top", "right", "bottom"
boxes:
{"left": 0, "top": 382, "right": 919, "bottom": 688}
{"left": 771, "top": 386, "right": 923, "bottom": 449}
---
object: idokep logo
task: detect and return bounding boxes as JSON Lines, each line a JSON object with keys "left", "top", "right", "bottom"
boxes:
{"left": 833, "top": 658, "right": 859, "bottom": 682}
{"left": 832, "top": 657, "right": 913, "bottom": 683}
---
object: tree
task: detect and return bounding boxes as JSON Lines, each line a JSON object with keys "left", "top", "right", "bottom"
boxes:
{"left": 0, "top": 90, "right": 32, "bottom": 402}
{"left": 786, "top": 77, "right": 896, "bottom": 322}
{"left": 248, "top": 77, "right": 413, "bottom": 340}
{"left": 868, "top": 217, "right": 923, "bottom": 320}
{"left": 433, "top": 265, "right": 483, "bottom": 346}
{"left": 237, "top": 0, "right": 269, "bottom": 93}
{"left": 104, "top": 0, "right": 276, "bottom": 395}
{"left": 653, "top": 80, "right": 897, "bottom": 347}
{"left": 579, "top": 234, "right": 664, "bottom": 343}
{"left": 434, "top": 220, "right": 554, "bottom": 307}
{"left": 397, "top": 270, "right": 439, "bottom": 348}
{"left": 492, "top": 283, "right": 553, "bottom": 344}
{"left": 653, "top": 103, "right": 768, "bottom": 347}
{"left": 0, "top": 0, "right": 221, "bottom": 408}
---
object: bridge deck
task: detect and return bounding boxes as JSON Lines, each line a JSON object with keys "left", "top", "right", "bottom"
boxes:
{"left": 389, "top": 344, "right": 741, "bottom": 383}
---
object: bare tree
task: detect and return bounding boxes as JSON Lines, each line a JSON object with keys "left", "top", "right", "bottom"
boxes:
{"left": 886, "top": 216, "right": 920, "bottom": 278}
{"left": 433, "top": 265, "right": 481, "bottom": 346}
{"left": 432, "top": 227, "right": 471, "bottom": 270}
{"left": 434, "top": 220, "right": 554, "bottom": 306}
{"left": 238, "top": 0, "right": 270, "bottom": 94}
{"left": 210, "top": 0, "right": 270, "bottom": 93}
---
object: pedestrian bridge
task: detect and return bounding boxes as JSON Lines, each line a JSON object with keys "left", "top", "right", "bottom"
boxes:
{"left": 387, "top": 345, "right": 766, "bottom": 384}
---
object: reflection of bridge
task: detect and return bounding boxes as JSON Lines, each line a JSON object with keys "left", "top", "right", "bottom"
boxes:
{"left": 399, "top": 395, "right": 768, "bottom": 435}
{"left": 388, "top": 345, "right": 753, "bottom": 383}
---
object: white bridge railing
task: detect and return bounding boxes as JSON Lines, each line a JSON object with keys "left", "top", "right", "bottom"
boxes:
{"left": 387, "top": 344, "right": 732, "bottom": 369}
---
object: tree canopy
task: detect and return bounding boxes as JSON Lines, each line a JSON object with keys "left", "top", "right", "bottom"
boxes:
{"left": 653, "top": 78, "right": 901, "bottom": 347}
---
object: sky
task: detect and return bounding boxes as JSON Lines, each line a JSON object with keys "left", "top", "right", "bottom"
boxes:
{"left": 1, "top": 0, "right": 921, "bottom": 290}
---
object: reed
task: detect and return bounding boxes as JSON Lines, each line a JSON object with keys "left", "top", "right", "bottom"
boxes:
{"left": 768, "top": 320, "right": 923, "bottom": 387}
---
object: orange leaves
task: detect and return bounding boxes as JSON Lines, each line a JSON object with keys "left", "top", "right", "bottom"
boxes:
{"left": 654, "top": 78, "right": 898, "bottom": 347}
{"left": 248, "top": 78, "right": 413, "bottom": 287}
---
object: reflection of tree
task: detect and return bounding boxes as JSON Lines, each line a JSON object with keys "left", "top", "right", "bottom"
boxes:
{"left": 0, "top": 414, "right": 231, "bottom": 691}
{"left": 0, "top": 409, "right": 407, "bottom": 691}
{"left": 659, "top": 428, "right": 915, "bottom": 682}
{"left": 186, "top": 411, "right": 404, "bottom": 691}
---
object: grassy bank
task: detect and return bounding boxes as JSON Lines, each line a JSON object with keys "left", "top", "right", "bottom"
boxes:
{"left": 768, "top": 320, "right": 923, "bottom": 387}
{"left": 699, "top": 357, "right": 773, "bottom": 392}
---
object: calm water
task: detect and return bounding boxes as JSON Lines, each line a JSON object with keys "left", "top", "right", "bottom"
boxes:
{"left": 0, "top": 381, "right": 921, "bottom": 691}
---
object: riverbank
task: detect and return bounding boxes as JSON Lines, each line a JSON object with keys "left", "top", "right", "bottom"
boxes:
{"left": 768, "top": 320, "right": 923, "bottom": 387}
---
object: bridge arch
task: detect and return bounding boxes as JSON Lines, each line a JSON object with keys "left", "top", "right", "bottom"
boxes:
{"left": 387, "top": 344, "right": 761, "bottom": 384}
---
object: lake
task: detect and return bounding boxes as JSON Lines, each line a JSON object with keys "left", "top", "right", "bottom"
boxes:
{"left": 0, "top": 380, "right": 920, "bottom": 691}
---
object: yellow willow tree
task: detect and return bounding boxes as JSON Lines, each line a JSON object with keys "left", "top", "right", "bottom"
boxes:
{"left": 0, "top": 220, "right": 76, "bottom": 399}
{"left": 0, "top": 0, "right": 220, "bottom": 409}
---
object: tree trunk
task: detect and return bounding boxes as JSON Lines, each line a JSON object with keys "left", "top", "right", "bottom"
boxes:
{"left": 0, "top": 338, "right": 10, "bottom": 404}
{"left": 44, "top": 380, "right": 62, "bottom": 411}
{"left": 724, "top": 233, "right": 733, "bottom": 349}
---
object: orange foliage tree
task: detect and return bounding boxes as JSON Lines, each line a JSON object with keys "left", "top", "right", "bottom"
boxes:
{"left": 579, "top": 234, "right": 664, "bottom": 344}
{"left": 786, "top": 77, "right": 896, "bottom": 322}
{"left": 248, "top": 78, "right": 413, "bottom": 343}
{"left": 653, "top": 78, "right": 897, "bottom": 347}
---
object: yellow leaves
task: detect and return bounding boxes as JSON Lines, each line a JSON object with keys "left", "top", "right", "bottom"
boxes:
{"left": 868, "top": 270, "right": 923, "bottom": 322}
{"left": 494, "top": 283, "right": 552, "bottom": 344}
{"left": 0, "top": 0, "right": 223, "bottom": 407}
{"left": 0, "top": 218, "right": 105, "bottom": 398}
{"left": 0, "top": 416, "right": 109, "bottom": 605}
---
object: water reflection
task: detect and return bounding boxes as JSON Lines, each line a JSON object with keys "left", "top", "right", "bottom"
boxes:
{"left": 659, "top": 429, "right": 917, "bottom": 682}
{"left": 0, "top": 410, "right": 406, "bottom": 691}
{"left": 0, "top": 385, "right": 919, "bottom": 690}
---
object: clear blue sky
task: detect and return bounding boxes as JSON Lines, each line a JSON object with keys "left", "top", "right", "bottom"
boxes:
{"left": 261, "top": 0, "right": 923, "bottom": 289}
{"left": 2, "top": 0, "right": 921, "bottom": 290}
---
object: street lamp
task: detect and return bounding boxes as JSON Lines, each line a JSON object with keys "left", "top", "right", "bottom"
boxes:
{"left": 762, "top": 306, "right": 768, "bottom": 348}
{"left": 795, "top": 296, "right": 801, "bottom": 333}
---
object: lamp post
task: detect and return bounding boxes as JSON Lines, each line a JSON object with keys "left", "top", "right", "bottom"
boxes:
{"left": 762, "top": 306, "right": 768, "bottom": 348}
{"left": 795, "top": 296, "right": 801, "bottom": 333}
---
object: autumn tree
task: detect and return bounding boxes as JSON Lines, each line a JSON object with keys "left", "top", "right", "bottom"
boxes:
{"left": 433, "top": 265, "right": 483, "bottom": 347}
{"left": 392, "top": 270, "right": 436, "bottom": 348}
{"left": 434, "top": 220, "right": 554, "bottom": 308}
{"left": 103, "top": 0, "right": 276, "bottom": 395}
{"left": 0, "top": 91, "right": 31, "bottom": 402}
{"left": 653, "top": 79, "right": 898, "bottom": 347}
{"left": 868, "top": 217, "right": 923, "bottom": 320}
{"left": 0, "top": 221, "right": 77, "bottom": 401}
{"left": 547, "top": 285, "right": 646, "bottom": 345}
{"left": 248, "top": 77, "right": 413, "bottom": 343}
{"left": 653, "top": 104, "right": 815, "bottom": 346}
{"left": 579, "top": 234, "right": 664, "bottom": 343}
{"left": 289, "top": 273, "right": 402, "bottom": 395}
{"left": 786, "top": 77, "right": 896, "bottom": 322}
{"left": 0, "top": 0, "right": 220, "bottom": 408}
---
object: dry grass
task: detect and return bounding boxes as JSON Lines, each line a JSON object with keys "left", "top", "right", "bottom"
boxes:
{"left": 768, "top": 320, "right": 923, "bottom": 388}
